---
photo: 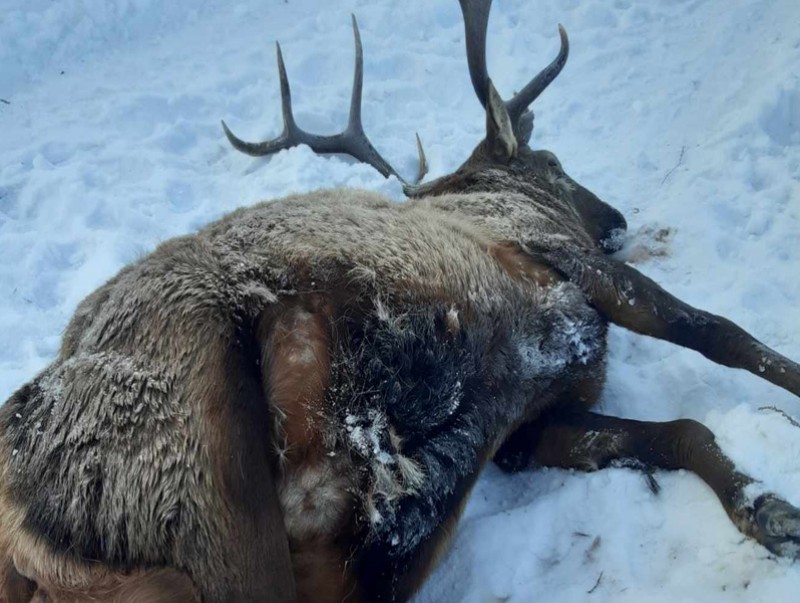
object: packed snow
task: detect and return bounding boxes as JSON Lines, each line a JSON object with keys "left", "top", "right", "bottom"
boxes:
{"left": 2, "top": 0, "right": 799, "bottom": 601}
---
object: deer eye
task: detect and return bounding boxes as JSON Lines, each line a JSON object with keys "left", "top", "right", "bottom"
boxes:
{"left": 547, "top": 159, "right": 560, "bottom": 169}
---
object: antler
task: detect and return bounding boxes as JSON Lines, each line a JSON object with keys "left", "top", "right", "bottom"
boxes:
{"left": 458, "top": 0, "right": 569, "bottom": 143}
{"left": 222, "top": 15, "right": 427, "bottom": 188}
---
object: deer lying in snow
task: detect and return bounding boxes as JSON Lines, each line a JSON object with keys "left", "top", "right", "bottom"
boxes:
{"left": 1, "top": 1, "right": 799, "bottom": 602}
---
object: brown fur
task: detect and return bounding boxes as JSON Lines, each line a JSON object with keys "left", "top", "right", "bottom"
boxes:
{"left": 20, "top": 568, "right": 198, "bottom": 603}
{"left": 489, "top": 241, "right": 559, "bottom": 288}
{"left": 261, "top": 301, "right": 331, "bottom": 462}
{"left": 290, "top": 541, "right": 361, "bottom": 603}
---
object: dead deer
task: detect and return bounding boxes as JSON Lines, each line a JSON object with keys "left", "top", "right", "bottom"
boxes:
{"left": 2, "top": 0, "right": 799, "bottom": 602}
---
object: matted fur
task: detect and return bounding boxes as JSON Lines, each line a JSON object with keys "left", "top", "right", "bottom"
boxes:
{"left": 0, "top": 183, "right": 610, "bottom": 602}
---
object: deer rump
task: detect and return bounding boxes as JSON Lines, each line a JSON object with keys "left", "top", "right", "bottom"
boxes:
{"left": 2, "top": 1, "right": 800, "bottom": 603}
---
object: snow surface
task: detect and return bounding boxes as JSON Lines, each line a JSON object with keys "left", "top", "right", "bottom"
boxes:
{"left": 2, "top": 0, "right": 800, "bottom": 601}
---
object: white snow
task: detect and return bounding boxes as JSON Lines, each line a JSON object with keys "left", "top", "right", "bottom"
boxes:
{"left": 2, "top": 0, "right": 800, "bottom": 601}
{"left": 346, "top": 410, "right": 395, "bottom": 466}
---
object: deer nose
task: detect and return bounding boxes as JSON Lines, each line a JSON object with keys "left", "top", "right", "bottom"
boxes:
{"left": 599, "top": 207, "right": 627, "bottom": 253}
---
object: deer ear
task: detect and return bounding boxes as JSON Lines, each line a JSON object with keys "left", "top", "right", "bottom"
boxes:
{"left": 515, "top": 110, "right": 534, "bottom": 145}
{"left": 485, "top": 79, "right": 518, "bottom": 162}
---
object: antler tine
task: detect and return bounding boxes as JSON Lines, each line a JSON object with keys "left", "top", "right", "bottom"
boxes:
{"left": 505, "top": 25, "right": 569, "bottom": 127}
{"left": 221, "top": 43, "right": 298, "bottom": 156}
{"left": 342, "top": 14, "right": 396, "bottom": 179}
{"left": 222, "top": 16, "right": 427, "bottom": 188}
{"left": 459, "top": 0, "right": 492, "bottom": 109}
{"left": 347, "top": 14, "right": 365, "bottom": 131}
{"left": 276, "top": 42, "right": 298, "bottom": 135}
{"left": 413, "top": 133, "right": 428, "bottom": 184}
{"left": 458, "top": 0, "right": 569, "bottom": 142}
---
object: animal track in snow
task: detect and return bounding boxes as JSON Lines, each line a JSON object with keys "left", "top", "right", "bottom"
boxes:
{"left": 760, "top": 84, "right": 800, "bottom": 147}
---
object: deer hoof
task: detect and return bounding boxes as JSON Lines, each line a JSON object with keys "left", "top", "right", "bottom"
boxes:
{"left": 753, "top": 494, "right": 800, "bottom": 558}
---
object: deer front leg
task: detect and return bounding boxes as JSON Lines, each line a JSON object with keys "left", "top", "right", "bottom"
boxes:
{"left": 495, "top": 409, "right": 800, "bottom": 558}
{"left": 541, "top": 248, "right": 800, "bottom": 397}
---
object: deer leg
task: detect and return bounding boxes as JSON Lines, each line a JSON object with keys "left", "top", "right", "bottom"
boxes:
{"left": 200, "top": 417, "right": 297, "bottom": 603}
{"left": 177, "top": 324, "right": 297, "bottom": 603}
{"left": 495, "top": 409, "right": 800, "bottom": 558}
{"left": 541, "top": 248, "right": 800, "bottom": 397}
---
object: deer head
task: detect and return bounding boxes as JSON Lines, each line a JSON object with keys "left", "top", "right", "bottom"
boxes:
{"left": 222, "top": 0, "right": 627, "bottom": 253}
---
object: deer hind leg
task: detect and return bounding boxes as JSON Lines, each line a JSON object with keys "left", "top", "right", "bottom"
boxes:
{"left": 183, "top": 340, "right": 297, "bottom": 603}
{"left": 541, "top": 249, "right": 800, "bottom": 397}
{"left": 495, "top": 409, "right": 800, "bottom": 558}
{"left": 256, "top": 298, "right": 364, "bottom": 603}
